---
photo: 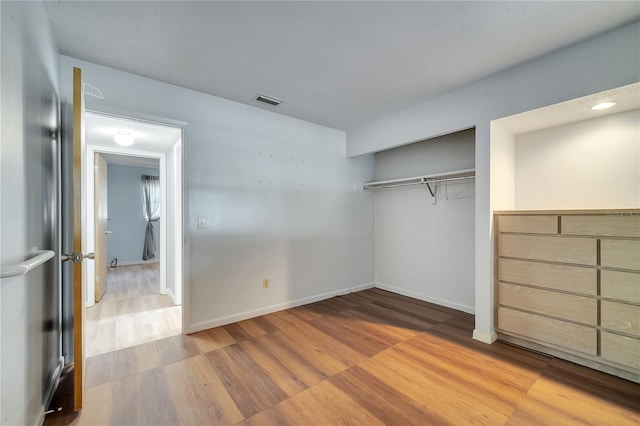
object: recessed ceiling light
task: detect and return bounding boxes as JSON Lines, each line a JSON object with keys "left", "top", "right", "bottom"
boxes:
{"left": 591, "top": 101, "right": 616, "bottom": 111}
{"left": 113, "top": 130, "right": 134, "bottom": 146}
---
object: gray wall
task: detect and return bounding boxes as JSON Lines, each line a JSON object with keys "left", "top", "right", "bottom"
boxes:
{"left": 107, "top": 164, "right": 160, "bottom": 264}
{"left": 0, "top": 2, "right": 60, "bottom": 425}
{"left": 514, "top": 109, "right": 640, "bottom": 210}
{"left": 374, "top": 129, "right": 476, "bottom": 312}
{"left": 60, "top": 56, "right": 375, "bottom": 332}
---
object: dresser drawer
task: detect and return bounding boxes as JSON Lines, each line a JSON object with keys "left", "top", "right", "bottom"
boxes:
{"left": 601, "top": 270, "right": 640, "bottom": 304}
{"left": 499, "top": 283, "right": 596, "bottom": 325}
{"left": 601, "top": 301, "right": 640, "bottom": 337}
{"left": 601, "top": 332, "right": 640, "bottom": 370}
{"left": 498, "top": 307, "right": 597, "bottom": 355}
{"left": 561, "top": 215, "right": 640, "bottom": 238}
{"left": 498, "top": 258, "right": 596, "bottom": 295}
{"left": 498, "top": 234, "right": 596, "bottom": 265}
{"left": 601, "top": 239, "right": 640, "bottom": 271}
{"left": 499, "top": 215, "right": 558, "bottom": 234}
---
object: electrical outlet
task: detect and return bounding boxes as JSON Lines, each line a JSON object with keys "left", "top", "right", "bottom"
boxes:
{"left": 263, "top": 278, "right": 269, "bottom": 288}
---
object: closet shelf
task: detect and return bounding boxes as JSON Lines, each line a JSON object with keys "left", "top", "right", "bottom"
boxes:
{"left": 363, "top": 168, "right": 475, "bottom": 193}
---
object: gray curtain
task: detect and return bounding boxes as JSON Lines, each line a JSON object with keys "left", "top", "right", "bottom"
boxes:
{"left": 141, "top": 175, "right": 160, "bottom": 260}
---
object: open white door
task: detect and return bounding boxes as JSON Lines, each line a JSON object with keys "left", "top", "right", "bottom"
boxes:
{"left": 94, "top": 152, "right": 108, "bottom": 302}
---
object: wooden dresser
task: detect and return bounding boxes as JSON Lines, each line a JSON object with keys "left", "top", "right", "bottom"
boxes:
{"left": 495, "top": 210, "right": 640, "bottom": 382}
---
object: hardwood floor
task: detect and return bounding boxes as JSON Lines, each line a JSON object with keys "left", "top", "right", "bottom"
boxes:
{"left": 85, "top": 263, "right": 181, "bottom": 357}
{"left": 45, "top": 288, "right": 640, "bottom": 425}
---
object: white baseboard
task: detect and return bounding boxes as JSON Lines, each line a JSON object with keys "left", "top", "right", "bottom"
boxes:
{"left": 473, "top": 329, "right": 497, "bottom": 344}
{"left": 164, "top": 288, "right": 179, "bottom": 305}
{"left": 351, "top": 282, "right": 375, "bottom": 292}
{"left": 110, "top": 259, "right": 160, "bottom": 267}
{"left": 185, "top": 283, "right": 373, "bottom": 334}
{"left": 374, "top": 282, "right": 475, "bottom": 314}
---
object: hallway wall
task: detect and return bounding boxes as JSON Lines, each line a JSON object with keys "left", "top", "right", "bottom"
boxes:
{"left": 107, "top": 164, "right": 160, "bottom": 264}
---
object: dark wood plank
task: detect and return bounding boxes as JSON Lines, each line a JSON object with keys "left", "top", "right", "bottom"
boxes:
{"left": 308, "top": 312, "right": 401, "bottom": 357}
{"left": 162, "top": 354, "right": 245, "bottom": 425}
{"left": 205, "top": 344, "right": 288, "bottom": 418}
{"left": 286, "top": 304, "right": 327, "bottom": 321}
{"left": 155, "top": 333, "right": 201, "bottom": 365}
{"left": 358, "top": 347, "right": 511, "bottom": 424}
{"left": 507, "top": 358, "right": 640, "bottom": 425}
{"left": 136, "top": 368, "right": 180, "bottom": 425}
{"left": 404, "top": 332, "right": 548, "bottom": 395}
{"left": 222, "top": 321, "right": 254, "bottom": 343}
{"left": 507, "top": 357, "right": 640, "bottom": 425}
{"left": 353, "top": 300, "right": 438, "bottom": 331}
{"left": 239, "top": 337, "right": 312, "bottom": 396}
{"left": 330, "top": 365, "right": 447, "bottom": 425}
{"left": 241, "top": 380, "right": 386, "bottom": 426}
{"left": 85, "top": 346, "right": 138, "bottom": 388}
{"left": 260, "top": 309, "right": 308, "bottom": 331}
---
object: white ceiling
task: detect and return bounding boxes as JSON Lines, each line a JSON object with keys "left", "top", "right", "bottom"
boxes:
{"left": 86, "top": 112, "right": 181, "bottom": 165}
{"left": 496, "top": 82, "right": 640, "bottom": 134}
{"left": 44, "top": 1, "right": 640, "bottom": 131}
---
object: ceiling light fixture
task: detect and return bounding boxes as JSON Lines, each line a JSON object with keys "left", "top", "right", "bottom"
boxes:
{"left": 113, "top": 130, "right": 134, "bottom": 146}
{"left": 591, "top": 101, "right": 616, "bottom": 111}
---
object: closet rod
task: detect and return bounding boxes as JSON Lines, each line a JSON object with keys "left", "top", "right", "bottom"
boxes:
{"left": 363, "top": 168, "right": 475, "bottom": 191}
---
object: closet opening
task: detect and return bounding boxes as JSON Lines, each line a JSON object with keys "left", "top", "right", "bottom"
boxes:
{"left": 370, "top": 128, "right": 476, "bottom": 315}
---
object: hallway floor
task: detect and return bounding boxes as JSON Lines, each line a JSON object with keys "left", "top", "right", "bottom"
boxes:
{"left": 85, "top": 263, "right": 181, "bottom": 357}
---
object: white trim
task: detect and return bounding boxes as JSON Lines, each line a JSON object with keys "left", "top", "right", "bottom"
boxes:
{"left": 86, "top": 107, "right": 188, "bottom": 129}
{"left": 109, "top": 259, "right": 159, "bottom": 267}
{"left": 186, "top": 287, "right": 353, "bottom": 334}
{"left": 165, "top": 288, "right": 178, "bottom": 305}
{"left": 181, "top": 129, "right": 190, "bottom": 333}
{"left": 374, "top": 282, "right": 475, "bottom": 314}
{"left": 350, "top": 282, "right": 375, "bottom": 292}
{"left": 159, "top": 154, "right": 167, "bottom": 296}
{"left": 473, "top": 329, "right": 497, "bottom": 344}
{"left": 85, "top": 144, "right": 167, "bottom": 306}
{"left": 172, "top": 138, "right": 183, "bottom": 306}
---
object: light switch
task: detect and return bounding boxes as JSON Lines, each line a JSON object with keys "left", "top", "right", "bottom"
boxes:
{"left": 197, "top": 217, "right": 206, "bottom": 229}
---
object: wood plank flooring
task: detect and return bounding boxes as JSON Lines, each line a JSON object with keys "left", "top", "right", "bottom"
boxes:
{"left": 46, "top": 288, "right": 640, "bottom": 425}
{"left": 85, "top": 263, "right": 181, "bottom": 357}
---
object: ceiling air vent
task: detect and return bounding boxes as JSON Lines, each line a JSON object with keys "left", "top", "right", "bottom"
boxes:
{"left": 255, "top": 94, "right": 282, "bottom": 106}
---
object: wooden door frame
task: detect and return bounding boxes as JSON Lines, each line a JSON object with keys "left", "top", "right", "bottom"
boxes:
{"left": 72, "top": 66, "right": 85, "bottom": 411}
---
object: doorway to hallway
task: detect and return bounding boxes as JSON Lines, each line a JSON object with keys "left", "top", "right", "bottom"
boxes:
{"left": 84, "top": 111, "right": 184, "bottom": 356}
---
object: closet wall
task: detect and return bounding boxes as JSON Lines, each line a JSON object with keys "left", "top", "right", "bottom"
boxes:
{"left": 514, "top": 109, "right": 640, "bottom": 209}
{"left": 107, "top": 164, "right": 160, "bottom": 264}
{"left": 374, "top": 128, "right": 476, "bottom": 312}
